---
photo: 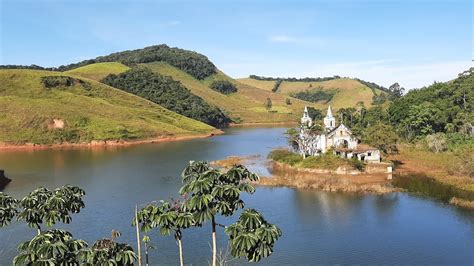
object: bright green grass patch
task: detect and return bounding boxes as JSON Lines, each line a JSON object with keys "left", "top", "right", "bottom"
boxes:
{"left": 0, "top": 69, "right": 214, "bottom": 144}
{"left": 65, "top": 62, "right": 130, "bottom": 81}
{"left": 268, "top": 149, "right": 358, "bottom": 170}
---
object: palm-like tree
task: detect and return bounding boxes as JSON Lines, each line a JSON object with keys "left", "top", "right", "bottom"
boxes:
{"left": 0, "top": 192, "right": 18, "bottom": 227}
{"left": 226, "top": 209, "right": 282, "bottom": 262}
{"left": 13, "top": 229, "right": 88, "bottom": 265}
{"left": 136, "top": 199, "right": 194, "bottom": 266}
{"left": 17, "top": 185, "right": 85, "bottom": 234}
{"left": 179, "top": 161, "right": 259, "bottom": 266}
{"left": 78, "top": 230, "right": 137, "bottom": 265}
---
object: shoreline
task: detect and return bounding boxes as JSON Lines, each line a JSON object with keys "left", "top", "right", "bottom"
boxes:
{"left": 229, "top": 121, "right": 297, "bottom": 127}
{"left": 0, "top": 122, "right": 296, "bottom": 151}
{"left": 0, "top": 130, "right": 223, "bottom": 151}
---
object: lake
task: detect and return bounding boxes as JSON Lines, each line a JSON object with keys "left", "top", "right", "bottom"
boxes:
{"left": 0, "top": 127, "right": 473, "bottom": 265}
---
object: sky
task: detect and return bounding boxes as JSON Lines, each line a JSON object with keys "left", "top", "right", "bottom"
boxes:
{"left": 1, "top": 0, "right": 472, "bottom": 89}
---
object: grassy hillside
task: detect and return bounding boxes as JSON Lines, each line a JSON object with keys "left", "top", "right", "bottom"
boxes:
{"left": 0, "top": 69, "right": 215, "bottom": 145}
{"left": 238, "top": 77, "right": 383, "bottom": 109}
{"left": 141, "top": 62, "right": 320, "bottom": 123}
{"left": 65, "top": 62, "right": 130, "bottom": 81}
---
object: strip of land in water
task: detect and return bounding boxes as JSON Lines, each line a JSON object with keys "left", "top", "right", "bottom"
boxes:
{"left": 212, "top": 146, "right": 474, "bottom": 209}
{"left": 0, "top": 130, "right": 223, "bottom": 151}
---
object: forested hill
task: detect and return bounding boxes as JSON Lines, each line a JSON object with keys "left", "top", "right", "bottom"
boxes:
{"left": 59, "top": 45, "right": 217, "bottom": 80}
{"left": 0, "top": 45, "right": 217, "bottom": 80}
{"left": 102, "top": 68, "right": 231, "bottom": 127}
{"left": 388, "top": 68, "right": 473, "bottom": 139}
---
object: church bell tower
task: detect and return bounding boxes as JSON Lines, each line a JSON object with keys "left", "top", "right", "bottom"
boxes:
{"left": 301, "top": 106, "right": 313, "bottom": 127}
{"left": 323, "top": 105, "right": 336, "bottom": 131}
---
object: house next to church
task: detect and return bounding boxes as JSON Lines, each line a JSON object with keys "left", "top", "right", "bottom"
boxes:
{"left": 298, "top": 106, "right": 381, "bottom": 162}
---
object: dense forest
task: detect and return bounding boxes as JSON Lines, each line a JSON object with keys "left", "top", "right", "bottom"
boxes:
{"left": 332, "top": 69, "right": 473, "bottom": 152}
{"left": 0, "top": 45, "right": 217, "bottom": 80}
{"left": 102, "top": 68, "right": 231, "bottom": 127}
{"left": 290, "top": 88, "right": 335, "bottom": 103}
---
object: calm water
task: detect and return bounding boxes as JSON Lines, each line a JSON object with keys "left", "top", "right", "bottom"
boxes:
{"left": 0, "top": 127, "right": 473, "bottom": 265}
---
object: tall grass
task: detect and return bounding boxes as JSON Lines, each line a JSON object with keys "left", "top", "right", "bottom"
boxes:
{"left": 392, "top": 173, "right": 474, "bottom": 202}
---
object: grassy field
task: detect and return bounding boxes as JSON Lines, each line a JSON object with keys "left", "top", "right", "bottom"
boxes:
{"left": 141, "top": 62, "right": 320, "bottom": 124}
{"left": 238, "top": 77, "right": 380, "bottom": 109}
{"left": 65, "top": 62, "right": 130, "bottom": 81}
{"left": 388, "top": 144, "right": 474, "bottom": 192}
{"left": 0, "top": 69, "right": 215, "bottom": 144}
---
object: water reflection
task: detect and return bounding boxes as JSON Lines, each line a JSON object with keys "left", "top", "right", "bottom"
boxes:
{"left": 0, "top": 127, "right": 473, "bottom": 265}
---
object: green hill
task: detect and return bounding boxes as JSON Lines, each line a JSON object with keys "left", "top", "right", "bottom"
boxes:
{"left": 141, "top": 62, "right": 320, "bottom": 124}
{"left": 238, "top": 77, "right": 388, "bottom": 109}
{"left": 66, "top": 61, "right": 320, "bottom": 124}
{"left": 65, "top": 62, "right": 130, "bottom": 81}
{"left": 0, "top": 69, "right": 215, "bottom": 145}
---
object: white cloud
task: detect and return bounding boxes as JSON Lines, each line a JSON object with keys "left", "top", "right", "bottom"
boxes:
{"left": 268, "top": 35, "right": 326, "bottom": 46}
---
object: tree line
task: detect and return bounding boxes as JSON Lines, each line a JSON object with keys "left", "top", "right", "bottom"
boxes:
{"left": 102, "top": 68, "right": 231, "bottom": 128}
{"left": 249, "top": 74, "right": 340, "bottom": 82}
{"left": 0, "top": 162, "right": 281, "bottom": 265}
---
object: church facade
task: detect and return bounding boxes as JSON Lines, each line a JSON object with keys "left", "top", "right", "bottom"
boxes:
{"left": 298, "top": 106, "right": 381, "bottom": 162}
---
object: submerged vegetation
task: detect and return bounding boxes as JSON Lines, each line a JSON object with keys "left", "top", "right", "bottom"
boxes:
{"left": 393, "top": 173, "right": 474, "bottom": 203}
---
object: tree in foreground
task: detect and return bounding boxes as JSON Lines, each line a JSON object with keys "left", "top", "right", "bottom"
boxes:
{"left": 179, "top": 161, "right": 272, "bottom": 266}
{"left": 0, "top": 192, "right": 18, "bottom": 227}
{"left": 226, "top": 209, "right": 282, "bottom": 262}
{"left": 136, "top": 199, "right": 194, "bottom": 266}
{"left": 79, "top": 230, "right": 137, "bottom": 265}
{"left": 13, "top": 229, "right": 88, "bottom": 265}
{"left": 17, "top": 185, "right": 85, "bottom": 234}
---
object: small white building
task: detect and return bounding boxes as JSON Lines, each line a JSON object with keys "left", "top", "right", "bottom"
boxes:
{"left": 298, "top": 106, "right": 381, "bottom": 162}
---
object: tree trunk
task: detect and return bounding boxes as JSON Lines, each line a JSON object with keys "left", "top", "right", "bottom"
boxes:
{"left": 211, "top": 216, "right": 217, "bottom": 266}
{"left": 135, "top": 205, "right": 142, "bottom": 266}
{"left": 144, "top": 242, "right": 149, "bottom": 266}
{"left": 178, "top": 237, "right": 184, "bottom": 266}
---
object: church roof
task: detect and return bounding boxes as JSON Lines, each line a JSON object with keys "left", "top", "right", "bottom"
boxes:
{"left": 327, "top": 123, "right": 353, "bottom": 136}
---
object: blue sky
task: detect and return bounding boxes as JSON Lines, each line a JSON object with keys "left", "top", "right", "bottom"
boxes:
{"left": 1, "top": 0, "right": 472, "bottom": 89}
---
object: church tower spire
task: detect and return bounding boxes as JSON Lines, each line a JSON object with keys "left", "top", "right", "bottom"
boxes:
{"left": 323, "top": 105, "right": 336, "bottom": 131}
{"left": 300, "top": 106, "right": 313, "bottom": 127}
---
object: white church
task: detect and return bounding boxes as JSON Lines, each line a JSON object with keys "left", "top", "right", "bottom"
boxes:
{"left": 298, "top": 106, "right": 381, "bottom": 162}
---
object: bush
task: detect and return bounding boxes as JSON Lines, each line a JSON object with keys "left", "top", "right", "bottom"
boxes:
{"left": 268, "top": 149, "right": 302, "bottom": 166}
{"left": 290, "top": 88, "right": 334, "bottom": 103}
{"left": 425, "top": 133, "right": 448, "bottom": 153}
{"left": 42, "top": 76, "right": 89, "bottom": 89}
{"left": 272, "top": 80, "right": 282, "bottom": 92}
{"left": 285, "top": 98, "right": 291, "bottom": 105}
{"left": 209, "top": 80, "right": 237, "bottom": 94}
